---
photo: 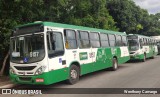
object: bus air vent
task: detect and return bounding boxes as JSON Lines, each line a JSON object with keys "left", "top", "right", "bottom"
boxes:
{"left": 14, "top": 66, "right": 36, "bottom": 71}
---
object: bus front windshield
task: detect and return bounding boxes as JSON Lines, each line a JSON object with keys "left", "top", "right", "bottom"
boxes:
{"left": 128, "top": 39, "right": 139, "bottom": 51}
{"left": 10, "top": 34, "right": 45, "bottom": 63}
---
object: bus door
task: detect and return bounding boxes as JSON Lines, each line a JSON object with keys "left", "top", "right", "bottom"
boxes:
{"left": 47, "top": 30, "right": 68, "bottom": 81}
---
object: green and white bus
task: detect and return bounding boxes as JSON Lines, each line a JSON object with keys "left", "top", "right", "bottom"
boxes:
{"left": 127, "top": 34, "right": 158, "bottom": 62}
{"left": 10, "top": 22, "right": 130, "bottom": 85}
{"left": 151, "top": 36, "right": 160, "bottom": 54}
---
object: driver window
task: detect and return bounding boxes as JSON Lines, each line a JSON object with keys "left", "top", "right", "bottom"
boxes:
{"left": 47, "top": 32, "right": 64, "bottom": 57}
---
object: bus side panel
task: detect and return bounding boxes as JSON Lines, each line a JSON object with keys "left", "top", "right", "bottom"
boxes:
{"left": 67, "top": 49, "right": 93, "bottom": 76}
{"left": 105, "top": 48, "right": 113, "bottom": 67}
{"left": 118, "top": 47, "right": 130, "bottom": 64}
{"left": 146, "top": 45, "right": 153, "bottom": 58}
{"left": 80, "top": 63, "right": 94, "bottom": 75}
{"left": 92, "top": 48, "right": 112, "bottom": 72}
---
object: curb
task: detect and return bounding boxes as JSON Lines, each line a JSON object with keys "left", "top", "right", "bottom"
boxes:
{"left": 0, "top": 84, "right": 18, "bottom": 88}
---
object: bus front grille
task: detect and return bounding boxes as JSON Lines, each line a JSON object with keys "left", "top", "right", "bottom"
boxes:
{"left": 14, "top": 66, "right": 36, "bottom": 71}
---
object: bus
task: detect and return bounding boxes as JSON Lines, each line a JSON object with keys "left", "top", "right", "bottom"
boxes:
{"left": 151, "top": 36, "right": 160, "bottom": 54}
{"left": 127, "top": 34, "right": 158, "bottom": 62}
{"left": 10, "top": 22, "right": 130, "bottom": 85}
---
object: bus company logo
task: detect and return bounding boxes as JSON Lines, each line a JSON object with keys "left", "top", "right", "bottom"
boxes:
{"left": 2, "top": 89, "right": 11, "bottom": 94}
{"left": 79, "top": 52, "right": 88, "bottom": 60}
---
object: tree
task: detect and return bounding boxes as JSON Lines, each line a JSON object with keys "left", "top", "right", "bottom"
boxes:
{"left": 106, "top": 0, "right": 160, "bottom": 36}
{"left": 49, "top": 0, "right": 118, "bottom": 30}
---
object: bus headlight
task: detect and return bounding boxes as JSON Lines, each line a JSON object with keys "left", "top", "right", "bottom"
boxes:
{"left": 35, "top": 66, "right": 46, "bottom": 75}
{"left": 10, "top": 67, "right": 15, "bottom": 74}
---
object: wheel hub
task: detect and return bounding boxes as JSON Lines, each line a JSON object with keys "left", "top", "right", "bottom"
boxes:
{"left": 71, "top": 69, "right": 77, "bottom": 79}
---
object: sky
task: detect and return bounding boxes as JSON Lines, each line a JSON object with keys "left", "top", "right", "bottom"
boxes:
{"left": 132, "top": 0, "right": 160, "bottom": 14}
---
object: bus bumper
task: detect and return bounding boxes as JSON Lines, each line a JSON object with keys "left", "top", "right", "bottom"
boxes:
{"left": 130, "top": 54, "right": 144, "bottom": 60}
{"left": 9, "top": 68, "right": 69, "bottom": 85}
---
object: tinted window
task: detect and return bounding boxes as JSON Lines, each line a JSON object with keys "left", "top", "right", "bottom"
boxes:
{"left": 90, "top": 32, "right": 100, "bottom": 48}
{"left": 122, "top": 36, "right": 128, "bottom": 46}
{"left": 78, "top": 31, "right": 90, "bottom": 48}
{"left": 47, "top": 32, "right": 64, "bottom": 57}
{"left": 100, "top": 33, "right": 109, "bottom": 47}
{"left": 115, "top": 35, "right": 122, "bottom": 46}
{"left": 108, "top": 34, "right": 115, "bottom": 47}
{"left": 64, "top": 30, "right": 77, "bottom": 49}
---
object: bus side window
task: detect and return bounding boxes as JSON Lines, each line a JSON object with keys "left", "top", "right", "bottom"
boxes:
{"left": 100, "top": 33, "right": 110, "bottom": 47}
{"left": 115, "top": 35, "right": 122, "bottom": 46}
{"left": 47, "top": 32, "right": 64, "bottom": 57}
{"left": 78, "top": 31, "right": 90, "bottom": 48}
{"left": 90, "top": 32, "right": 100, "bottom": 48}
{"left": 64, "top": 29, "right": 77, "bottom": 49}
{"left": 47, "top": 32, "right": 56, "bottom": 50}
{"left": 108, "top": 34, "right": 116, "bottom": 47}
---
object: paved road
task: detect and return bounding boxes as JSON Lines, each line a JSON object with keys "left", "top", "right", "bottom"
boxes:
{"left": 1, "top": 55, "right": 160, "bottom": 97}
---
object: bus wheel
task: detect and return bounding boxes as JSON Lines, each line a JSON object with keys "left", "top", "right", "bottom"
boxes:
{"left": 67, "top": 65, "right": 79, "bottom": 85}
{"left": 111, "top": 58, "right": 118, "bottom": 71}
{"left": 142, "top": 54, "right": 146, "bottom": 62}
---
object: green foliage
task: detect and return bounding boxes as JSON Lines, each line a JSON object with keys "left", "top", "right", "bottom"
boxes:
{"left": 106, "top": 0, "right": 160, "bottom": 36}
{"left": 58, "top": 0, "right": 118, "bottom": 31}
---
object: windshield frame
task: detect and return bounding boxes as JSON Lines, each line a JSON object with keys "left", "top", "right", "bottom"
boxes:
{"left": 128, "top": 39, "right": 140, "bottom": 51}
{"left": 10, "top": 33, "right": 46, "bottom": 64}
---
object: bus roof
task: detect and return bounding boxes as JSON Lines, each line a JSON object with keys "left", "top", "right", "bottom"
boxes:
{"left": 16, "top": 21, "right": 126, "bottom": 35}
{"left": 128, "top": 34, "right": 153, "bottom": 39}
{"left": 151, "top": 36, "right": 160, "bottom": 41}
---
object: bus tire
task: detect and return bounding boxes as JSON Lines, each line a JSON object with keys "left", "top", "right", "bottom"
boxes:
{"left": 142, "top": 54, "right": 146, "bottom": 62}
{"left": 111, "top": 58, "right": 118, "bottom": 71}
{"left": 67, "top": 65, "right": 79, "bottom": 85}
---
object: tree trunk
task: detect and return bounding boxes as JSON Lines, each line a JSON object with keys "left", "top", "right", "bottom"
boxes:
{"left": 0, "top": 51, "right": 9, "bottom": 76}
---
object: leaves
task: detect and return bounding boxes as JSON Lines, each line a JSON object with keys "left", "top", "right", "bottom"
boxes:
{"left": 106, "top": 0, "right": 160, "bottom": 36}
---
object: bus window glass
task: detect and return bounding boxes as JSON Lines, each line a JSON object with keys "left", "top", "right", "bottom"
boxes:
{"left": 10, "top": 34, "right": 45, "bottom": 63}
{"left": 100, "top": 33, "right": 109, "bottom": 47}
{"left": 108, "top": 34, "right": 115, "bottom": 47}
{"left": 90, "top": 32, "right": 100, "bottom": 48}
{"left": 78, "top": 31, "right": 90, "bottom": 48}
{"left": 47, "top": 32, "right": 64, "bottom": 57}
{"left": 115, "top": 35, "right": 122, "bottom": 46}
{"left": 122, "top": 36, "right": 127, "bottom": 46}
{"left": 128, "top": 39, "right": 139, "bottom": 51}
{"left": 64, "top": 30, "right": 77, "bottom": 49}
